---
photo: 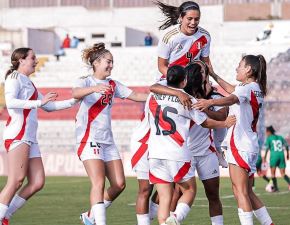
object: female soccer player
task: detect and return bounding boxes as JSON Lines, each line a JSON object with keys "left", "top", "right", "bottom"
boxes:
{"left": 0, "top": 48, "right": 76, "bottom": 225}
{"left": 73, "top": 43, "right": 147, "bottom": 225}
{"left": 150, "top": 61, "right": 227, "bottom": 225}
{"left": 193, "top": 55, "right": 274, "bottom": 225}
{"left": 264, "top": 125, "right": 290, "bottom": 191}
{"left": 147, "top": 65, "right": 235, "bottom": 225}
{"left": 156, "top": 1, "right": 212, "bottom": 77}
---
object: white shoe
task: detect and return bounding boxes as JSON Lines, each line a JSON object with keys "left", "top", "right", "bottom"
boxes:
{"left": 165, "top": 215, "right": 180, "bottom": 225}
{"left": 216, "top": 151, "right": 228, "bottom": 168}
{"left": 80, "top": 211, "right": 95, "bottom": 225}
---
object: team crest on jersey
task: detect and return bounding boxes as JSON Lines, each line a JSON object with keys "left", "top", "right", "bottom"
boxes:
{"left": 175, "top": 43, "right": 184, "bottom": 53}
{"left": 196, "top": 42, "right": 203, "bottom": 50}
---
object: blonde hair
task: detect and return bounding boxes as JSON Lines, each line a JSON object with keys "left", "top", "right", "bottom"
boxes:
{"left": 82, "top": 43, "right": 110, "bottom": 70}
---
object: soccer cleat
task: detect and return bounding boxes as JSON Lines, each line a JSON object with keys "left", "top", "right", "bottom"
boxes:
{"left": 165, "top": 215, "right": 180, "bottom": 225}
{"left": 216, "top": 151, "right": 228, "bottom": 168}
{"left": 80, "top": 212, "right": 95, "bottom": 225}
{"left": 2, "top": 218, "right": 9, "bottom": 225}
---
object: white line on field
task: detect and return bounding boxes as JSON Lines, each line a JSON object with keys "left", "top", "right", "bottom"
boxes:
{"left": 127, "top": 203, "right": 290, "bottom": 210}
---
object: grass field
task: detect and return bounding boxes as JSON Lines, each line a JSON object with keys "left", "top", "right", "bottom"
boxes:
{"left": 0, "top": 177, "right": 289, "bottom": 225}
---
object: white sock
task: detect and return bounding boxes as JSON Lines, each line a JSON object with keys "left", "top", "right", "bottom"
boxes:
{"left": 174, "top": 202, "right": 191, "bottom": 222}
{"left": 238, "top": 208, "right": 253, "bottom": 225}
{"left": 211, "top": 215, "right": 224, "bottom": 225}
{"left": 253, "top": 206, "right": 273, "bottom": 225}
{"left": 104, "top": 199, "right": 112, "bottom": 208}
{"left": 92, "top": 203, "right": 106, "bottom": 225}
{"left": 0, "top": 203, "right": 8, "bottom": 221}
{"left": 5, "top": 194, "right": 26, "bottom": 219}
{"left": 137, "top": 214, "right": 150, "bottom": 225}
{"left": 149, "top": 200, "right": 158, "bottom": 220}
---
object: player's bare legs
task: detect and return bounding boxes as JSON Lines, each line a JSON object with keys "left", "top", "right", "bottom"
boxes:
{"left": 0, "top": 143, "right": 30, "bottom": 205}
{"left": 18, "top": 157, "right": 45, "bottom": 199}
{"left": 83, "top": 159, "right": 106, "bottom": 205}
{"left": 202, "top": 177, "right": 223, "bottom": 217}
{"left": 177, "top": 178, "right": 196, "bottom": 206}
{"left": 229, "top": 164, "right": 252, "bottom": 211}
{"left": 136, "top": 180, "right": 153, "bottom": 214}
{"left": 248, "top": 177, "right": 274, "bottom": 225}
{"left": 104, "top": 159, "right": 126, "bottom": 201}
{"left": 170, "top": 184, "right": 182, "bottom": 212}
{"left": 248, "top": 178, "right": 264, "bottom": 210}
{"left": 155, "top": 183, "right": 173, "bottom": 224}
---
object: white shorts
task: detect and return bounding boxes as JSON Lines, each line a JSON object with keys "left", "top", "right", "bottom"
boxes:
{"left": 9, "top": 140, "right": 41, "bottom": 158}
{"left": 149, "top": 159, "right": 194, "bottom": 184}
{"left": 136, "top": 170, "right": 149, "bottom": 180}
{"left": 226, "top": 149, "right": 258, "bottom": 177}
{"left": 77, "top": 142, "right": 121, "bottom": 162}
{"left": 192, "top": 152, "right": 220, "bottom": 181}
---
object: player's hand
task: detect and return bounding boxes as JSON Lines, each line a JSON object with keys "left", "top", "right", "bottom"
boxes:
{"left": 225, "top": 115, "right": 236, "bottom": 128}
{"left": 193, "top": 99, "right": 212, "bottom": 111}
{"left": 177, "top": 91, "right": 192, "bottom": 110}
{"left": 41, "top": 92, "right": 58, "bottom": 106}
{"left": 93, "top": 84, "right": 111, "bottom": 93}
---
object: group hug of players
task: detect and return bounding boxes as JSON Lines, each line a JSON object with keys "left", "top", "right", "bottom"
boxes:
{"left": 0, "top": 1, "right": 289, "bottom": 225}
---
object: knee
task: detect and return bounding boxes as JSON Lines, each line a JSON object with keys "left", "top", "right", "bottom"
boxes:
{"left": 138, "top": 186, "right": 152, "bottom": 199}
{"left": 111, "top": 179, "right": 126, "bottom": 193}
{"left": 206, "top": 191, "right": 220, "bottom": 204}
{"left": 30, "top": 178, "right": 45, "bottom": 193}
{"left": 8, "top": 176, "right": 26, "bottom": 191}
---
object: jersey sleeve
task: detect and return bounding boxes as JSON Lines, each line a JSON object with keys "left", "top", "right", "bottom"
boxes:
{"left": 73, "top": 77, "right": 87, "bottom": 88}
{"left": 201, "top": 34, "right": 211, "bottom": 57}
{"left": 188, "top": 98, "right": 207, "bottom": 125}
{"left": 114, "top": 80, "right": 133, "bottom": 99}
{"left": 232, "top": 84, "right": 249, "bottom": 104}
{"left": 157, "top": 35, "right": 171, "bottom": 60}
{"left": 264, "top": 137, "right": 270, "bottom": 150}
{"left": 5, "top": 78, "right": 41, "bottom": 109}
{"left": 282, "top": 137, "right": 288, "bottom": 148}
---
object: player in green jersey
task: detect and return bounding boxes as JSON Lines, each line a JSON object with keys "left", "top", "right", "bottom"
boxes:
{"left": 264, "top": 126, "right": 290, "bottom": 191}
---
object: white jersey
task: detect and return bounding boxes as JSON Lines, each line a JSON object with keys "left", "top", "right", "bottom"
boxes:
{"left": 147, "top": 91, "right": 207, "bottom": 162}
{"left": 3, "top": 71, "right": 75, "bottom": 150}
{"left": 130, "top": 97, "right": 150, "bottom": 171}
{"left": 225, "top": 82, "right": 263, "bottom": 154}
{"left": 158, "top": 25, "right": 211, "bottom": 77}
{"left": 74, "top": 76, "right": 132, "bottom": 156}
{"left": 187, "top": 92, "right": 226, "bottom": 156}
{"left": 209, "top": 92, "right": 228, "bottom": 149}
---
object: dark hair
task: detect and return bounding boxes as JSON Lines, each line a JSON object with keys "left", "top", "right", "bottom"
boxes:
{"left": 242, "top": 54, "right": 267, "bottom": 96}
{"left": 155, "top": 1, "right": 200, "bottom": 30}
{"left": 184, "top": 63, "right": 205, "bottom": 98}
{"left": 266, "top": 125, "right": 275, "bottom": 134}
{"left": 82, "top": 43, "right": 111, "bottom": 71}
{"left": 5, "top": 47, "right": 32, "bottom": 79}
{"left": 166, "top": 65, "right": 186, "bottom": 88}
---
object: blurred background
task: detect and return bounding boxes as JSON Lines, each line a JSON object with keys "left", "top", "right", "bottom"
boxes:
{"left": 0, "top": 0, "right": 289, "bottom": 176}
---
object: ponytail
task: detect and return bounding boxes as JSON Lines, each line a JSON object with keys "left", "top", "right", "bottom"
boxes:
{"left": 155, "top": 1, "right": 200, "bottom": 30}
{"left": 242, "top": 54, "right": 267, "bottom": 96}
{"left": 5, "top": 47, "right": 31, "bottom": 80}
{"left": 257, "top": 54, "right": 267, "bottom": 96}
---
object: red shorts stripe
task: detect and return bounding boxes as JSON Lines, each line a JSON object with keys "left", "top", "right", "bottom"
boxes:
{"left": 230, "top": 126, "right": 251, "bottom": 172}
{"left": 174, "top": 162, "right": 191, "bottom": 183}
{"left": 149, "top": 171, "right": 170, "bottom": 184}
